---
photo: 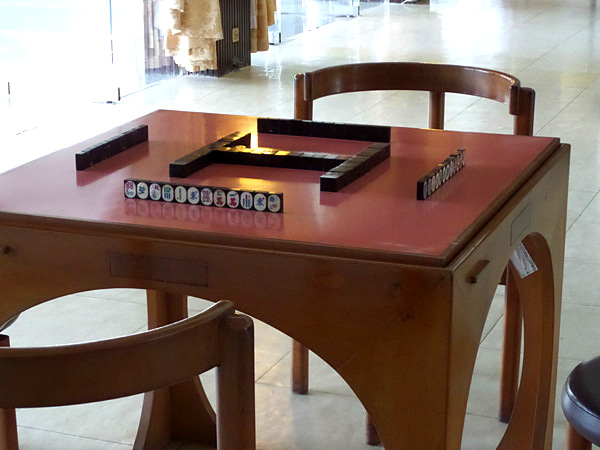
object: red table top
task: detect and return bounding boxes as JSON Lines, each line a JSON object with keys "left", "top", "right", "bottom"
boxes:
{"left": 0, "top": 110, "right": 560, "bottom": 266}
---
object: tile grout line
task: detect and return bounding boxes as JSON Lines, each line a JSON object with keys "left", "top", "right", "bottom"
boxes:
{"left": 16, "top": 424, "right": 133, "bottom": 448}
{"left": 479, "top": 313, "right": 503, "bottom": 345}
{"left": 254, "top": 349, "right": 291, "bottom": 383}
{"left": 565, "top": 190, "right": 600, "bottom": 232}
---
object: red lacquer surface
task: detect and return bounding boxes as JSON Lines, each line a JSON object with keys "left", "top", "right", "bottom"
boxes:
{"left": 0, "top": 110, "right": 558, "bottom": 264}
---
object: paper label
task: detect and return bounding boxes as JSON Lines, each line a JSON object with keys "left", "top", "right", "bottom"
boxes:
{"left": 510, "top": 243, "right": 538, "bottom": 278}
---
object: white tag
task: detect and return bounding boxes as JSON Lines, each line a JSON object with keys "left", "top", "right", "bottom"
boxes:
{"left": 510, "top": 243, "right": 538, "bottom": 278}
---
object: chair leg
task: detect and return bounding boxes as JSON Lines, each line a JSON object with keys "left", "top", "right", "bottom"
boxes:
{"left": 499, "top": 269, "right": 522, "bottom": 423}
{"left": 291, "top": 340, "right": 309, "bottom": 394}
{"left": 567, "top": 424, "right": 592, "bottom": 450}
{"left": 365, "top": 414, "right": 381, "bottom": 446}
{"left": 0, "top": 407, "right": 17, "bottom": 450}
{"left": 217, "top": 315, "right": 256, "bottom": 450}
{"left": 0, "top": 335, "right": 18, "bottom": 450}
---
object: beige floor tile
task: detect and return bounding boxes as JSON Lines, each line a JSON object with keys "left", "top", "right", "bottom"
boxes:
{"left": 189, "top": 81, "right": 293, "bottom": 117}
{"left": 567, "top": 190, "right": 597, "bottom": 230}
{"left": 465, "top": 348, "right": 504, "bottom": 419}
{"left": 572, "top": 188, "right": 600, "bottom": 224}
{"left": 350, "top": 91, "right": 478, "bottom": 130}
{"left": 564, "top": 138, "right": 600, "bottom": 168}
{"left": 310, "top": 91, "right": 394, "bottom": 123}
{"left": 187, "top": 296, "right": 215, "bottom": 312}
{"left": 17, "top": 395, "right": 143, "bottom": 446}
{"left": 566, "top": 219, "right": 600, "bottom": 262}
{"left": 558, "top": 303, "right": 600, "bottom": 361}
{"left": 445, "top": 99, "right": 515, "bottom": 135}
{"left": 257, "top": 351, "right": 355, "bottom": 397}
{"left": 517, "top": 66, "right": 600, "bottom": 89}
{"left": 5, "top": 294, "right": 147, "bottom": 347}
{"left": 15, "top": 426, "right": 132, "bottom": 450}
{"left": 563, "top": 257, "right": 600, "bottom": 305}
{"left": 482, "top": 300, "right": 600, "bottom": 361}
{"left": 539, "top": 102, "right": 600, "bottom": 144}
{"left": 480, "top": 314, "right": 504, "bottom": 351}
{"left": 529, "top": 85, "right": 586, "bottom": 136}
{"left": 252, "top": 320, "right": 293, "bottom": 380}
{"left": 259, "top": 99, "right": 295, "bottom": 120}
{"left": 461, "top": 414, "right": 507, "bottom": 450}
{"left": 465, "top": 346, "right": 580, "bottom": 427}
{"left": 568, "top": 161, "right": 600, "bottom": 192}
{"left": 73, "top": 288, "right": 146, "bottom": 304}
{"left": 253, "top": 384, "right": 377, "bottom": 450}
{"left": 482, "top": 290, "right": 506, "bottom": 343}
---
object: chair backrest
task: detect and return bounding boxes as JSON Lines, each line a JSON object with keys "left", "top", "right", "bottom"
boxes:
{"left": 293, "top": 62, "right": 535, "bottom": 136}
{"left": 0, "top": 300, "right": 255, "bottom": 449}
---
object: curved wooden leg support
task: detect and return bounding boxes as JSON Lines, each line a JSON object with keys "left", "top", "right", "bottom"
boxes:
{"left": 567, "top": 424, "right": 592, "bottom": 450}
{"left": 365, "top": 414, "right": 381, "bottom": 446}
{"left": 0, "top": 335, "right": 18, "bottom": 450}
{"left": 334, "top": 273, "right": 467, "bottom": 449}
{"left": 135, "top": 386, "right": 171, "bottom": 449}
{"left": 134, "top": 290, "right": 217, "bottom": 449}
{"left": 497, "top": 235, "right": 560, "bottom": 450}
{"left": 499, "top": 268, "right": 522, "bottom": 423}
{"left": 291, "top": 340, "right": 309, "bottom": 394}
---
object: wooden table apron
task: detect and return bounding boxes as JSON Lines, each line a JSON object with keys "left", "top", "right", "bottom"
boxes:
{"left": 0, "top": 122, "right": 569, "bottom": 449}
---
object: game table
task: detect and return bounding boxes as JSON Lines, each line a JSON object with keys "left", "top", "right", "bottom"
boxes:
{"left": 0, "top": 110, "right": 569, "bottom": 449}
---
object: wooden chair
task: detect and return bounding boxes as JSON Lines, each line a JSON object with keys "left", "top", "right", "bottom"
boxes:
{"left": 0, "top": 300, "right": 255, "bottom": 450}
{"left": 562, "top": 356, "right": 600, "bottom": 450}
{"left": 292, "top": 62, "right": 535, "bottom": 445}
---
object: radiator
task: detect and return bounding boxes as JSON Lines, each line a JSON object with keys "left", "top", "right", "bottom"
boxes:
{"left": 200, "top": 0, "right": 251, "bottom": 77}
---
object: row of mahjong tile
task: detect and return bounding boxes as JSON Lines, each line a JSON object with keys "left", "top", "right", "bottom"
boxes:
{"left": 76, "top": 125, "right": 148, "bottom": 171}
{"left": 123, "top": 179, "right": 283, "bottom": 213}
{"left": 257, "top": 118, "right": 392, "bottom": 143}
{"left": 417, "top": 149, "right": 466, "bottom": 200}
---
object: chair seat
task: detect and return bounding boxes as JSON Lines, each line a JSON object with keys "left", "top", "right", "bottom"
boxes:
{"left": 562, "top": 356, "right": 600, "bottom": 445}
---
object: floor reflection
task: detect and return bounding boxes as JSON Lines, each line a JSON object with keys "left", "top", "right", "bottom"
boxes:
{"left": 272, "top": 0, "right": 382, "bottom": 43}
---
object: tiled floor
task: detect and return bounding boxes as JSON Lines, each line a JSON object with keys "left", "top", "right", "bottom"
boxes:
{"left": 273, "top": 0, "right": 363, "bottom": 43}
{"left": 2, "top": 0, "right": 600, "bottom": 448}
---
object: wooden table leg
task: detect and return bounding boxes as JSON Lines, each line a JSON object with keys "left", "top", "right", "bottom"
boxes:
{"left": 0, "top": 335, "right": 18, "bottom": 450}
{"left": 134, "top": 290, "right": 217, "bottom": 449}
{"left": 337, "top": 235, "right": 560, "bottom": 449}
{"left": 291, "top": 340, "right": 309, "bottom": 394}
{"left": 499, "top": 269, "right": 522, "bottom": 423}
{"left": 497, "top": 235, "right": 560, "bottom": 449}
{"left": 332, "top": 272, "right": 466, "bottom": 450}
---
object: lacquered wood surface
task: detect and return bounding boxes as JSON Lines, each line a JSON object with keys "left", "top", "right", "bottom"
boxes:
{"left": 0, "top": 110, "right": 558, "bottom": 266}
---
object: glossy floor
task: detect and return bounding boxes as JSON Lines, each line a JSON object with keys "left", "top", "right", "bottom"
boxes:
{"left": 3, "top": 0, "right": 600, "bottom": 448}
{"left": 273, "top": 0, "right": 362, "bottom": 43}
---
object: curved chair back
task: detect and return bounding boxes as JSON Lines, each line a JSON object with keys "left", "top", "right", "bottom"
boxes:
{"left": 0, "top": 300, "right": 255, "bottom": 449}
{"left": 291, "top": 62, "right": 537, "bottom": 446}
{"left": 293, "top": 62, "right": 535, "bottom": 135}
